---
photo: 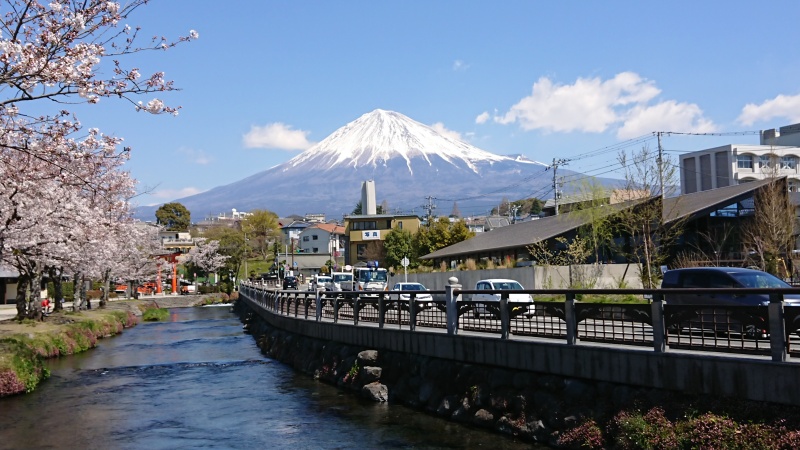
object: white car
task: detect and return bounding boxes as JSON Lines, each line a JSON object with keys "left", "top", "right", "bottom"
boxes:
{"left": 390, "top": 282, "right": 433, "bottom": 302}
{"left": 471, "top": 279, "right": 534, "bottom": 317}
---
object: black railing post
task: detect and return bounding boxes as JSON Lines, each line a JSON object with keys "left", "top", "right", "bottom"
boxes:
{"left": 445, "top": 277, "right": 460, "bottom": 335}
{"left": 333, "top": 296, "right": 339, "bottom": 324}
{"left": 353, "top": 295, "right": 359, "bottom": 326}
{"left": 315, "top": 290, "right": 322, "bottom": 322}
{"left": 409, "top": 293, "right": 417, "bottom": 331}
{"left": 500, "top": 293, "right": 510, "bottom": 339}
{"left": 565, "top": 293, "right": 576, "bottom": 345}
{"left": 651, "top": 292, "right": 666, "bottom": 353}
{"left": 769, "top": 293, "right": 787, "bottom": 362}
{"left": 378, "top": 293, "right": 385, "bottom": 328}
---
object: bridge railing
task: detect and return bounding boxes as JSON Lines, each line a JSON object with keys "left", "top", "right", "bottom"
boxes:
{"left": 239, "top": 278, "right": 800, "bottom": 362}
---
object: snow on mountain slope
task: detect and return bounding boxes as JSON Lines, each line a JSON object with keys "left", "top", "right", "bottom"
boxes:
{"left": 286, "top": 109, "right": 546, "bottom": 174}
{"left": 134, "top": 109, "right": 610, "bottom": 220}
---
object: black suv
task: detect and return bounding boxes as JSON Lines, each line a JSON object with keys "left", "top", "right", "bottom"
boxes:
{"left": 660, "top": 267, "right": 800, "bottom": 306}
{"left": 282, "top": 276, "right": 298, "bottom": 290}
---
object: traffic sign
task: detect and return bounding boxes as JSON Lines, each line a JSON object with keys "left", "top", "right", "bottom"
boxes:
{"left": 401, "top": 257, "right": 410, "bottom": 268}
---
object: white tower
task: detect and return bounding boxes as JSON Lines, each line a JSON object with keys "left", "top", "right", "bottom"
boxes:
{"left": 361, "top": 180, "right": 377, "bottom": 215}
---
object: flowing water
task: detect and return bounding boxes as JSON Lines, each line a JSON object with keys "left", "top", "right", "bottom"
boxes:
{"left": 0, "top": 306, "right": 540, "bottom": 449}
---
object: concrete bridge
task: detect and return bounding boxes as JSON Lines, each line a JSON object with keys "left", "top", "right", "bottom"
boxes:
{"left": 238, "top": 278, "right": 800, "bottom": 407}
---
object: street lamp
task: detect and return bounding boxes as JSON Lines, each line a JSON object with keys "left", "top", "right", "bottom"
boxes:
{"left": 243, "top": 232, "right": 248, "bottom": 281}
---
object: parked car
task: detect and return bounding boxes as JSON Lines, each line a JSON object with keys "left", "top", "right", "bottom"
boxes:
{"left": 660, "top": 267, "right": 800, "bottom": 336}
{"left": 309, "top": 275, "right": 331, "bottom": 291}
{"left": 179, "top": 281, "right": 196, "bottom": 295}
{"left": 660, "top": 267, "right": 800, "bottom": 306}
{"left": 389, "top": 282, "right": 433, "bottom": 303}
{"left": 325, "top": 272, "right": 353, "bottom": 292}
{"left": 282, "top": 276, "right": 298, "bottom": 290}
{"left": 470, "top": 279, "right": 534, "bottom": 317}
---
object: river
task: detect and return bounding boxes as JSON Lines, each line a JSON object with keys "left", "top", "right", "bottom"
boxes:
{"left": 0, "top": 306, "right": 539, "bottom": 449}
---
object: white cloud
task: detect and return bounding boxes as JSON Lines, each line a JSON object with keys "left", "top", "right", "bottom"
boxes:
{"left": 493, "top": 72, "right": 715, "bottom": 137}
{"left": 430, "top": 122, "right": 464, "bottom": 141}
{"left": 475, "top": 111, "right": 490, "bottom": 124}
{"left": 737, "top": 94, "right": 800, "bottom": 126}
{"left": 150, "top": 187, "right": 204, "bottom": 201}
{"left": 177, "top": 146, "right": 211, "bottom": 165}
{"left": 617, "top": 101, "right": 716, "bottom": 139}
{"left": 242, "top": 122, "right": 314, "bottom": 150}
{"left": 453, "top": 60, "right": 469, "bottom": 71}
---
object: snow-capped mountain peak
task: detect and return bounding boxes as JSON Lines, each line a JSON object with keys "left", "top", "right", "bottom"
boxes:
{"left": 286, "top": 109, "right": 523, "bottom": 174}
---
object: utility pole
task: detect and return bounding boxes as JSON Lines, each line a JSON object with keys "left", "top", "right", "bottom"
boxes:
{"left": 656, "top": 132, "right": 665, "bottom": 201}
{"left": 424, "top": 196, "right": 437, "bottom": 225}
{"left": 551, "top": 158, "right": 569, "bottom": 215}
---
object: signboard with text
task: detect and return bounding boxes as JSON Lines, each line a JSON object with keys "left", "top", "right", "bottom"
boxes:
{"left": 361, "top": 230, "right": 380, "bottom": 240}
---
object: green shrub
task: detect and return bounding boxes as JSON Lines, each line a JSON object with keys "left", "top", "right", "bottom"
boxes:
{"left": 142, "top": 308, "right": 170, "bottom": 322}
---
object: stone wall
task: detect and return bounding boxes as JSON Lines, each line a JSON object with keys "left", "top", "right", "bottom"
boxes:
{"left": 237, "top": 301, "right": 701, "bottom": 447}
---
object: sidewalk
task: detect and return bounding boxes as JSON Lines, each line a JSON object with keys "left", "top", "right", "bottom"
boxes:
{"left": 0, "top": 304, "right": 17, "bottom": 321}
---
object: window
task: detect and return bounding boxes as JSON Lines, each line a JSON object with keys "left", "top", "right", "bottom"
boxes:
{"left": 782, "top": 156, "right": 797, "bottom": 170}
{"left": 790, "top": 180, "right": 799, "bottom": 193}
{"left": 398, "top": 221, "right": 403, "bottom": 230}
{"left": 352, "top": 221, "right": 377, "bottom": 231}
{"left": 736, "top": 154, "right": 752, "bottom": 169}
{"left": 312, "top": 248, "right": 318, "bottom": 253}
{"left": 312, "top": 235, "right": 318, "bottom": 240}
{"left": 759, "top": 155, "right": 771, "bottom": 168}
{"left": 302, "top": 236, "right": 309, "bottom": 242}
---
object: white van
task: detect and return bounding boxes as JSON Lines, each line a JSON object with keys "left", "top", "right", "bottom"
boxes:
{"left": 309, "top": 275, "right": 331, "bottom": 291}
{"left": 325, "top": 272, "right": 353, "bottom": 292}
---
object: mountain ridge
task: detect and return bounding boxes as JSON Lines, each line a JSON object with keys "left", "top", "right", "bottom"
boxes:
{"left": 134, "top": 110, "right": 615, "bottom": 221}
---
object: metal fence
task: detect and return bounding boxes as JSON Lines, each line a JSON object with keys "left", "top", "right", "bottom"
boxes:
{"left": 240, "top": 282, "right": 800, "bottom": 362}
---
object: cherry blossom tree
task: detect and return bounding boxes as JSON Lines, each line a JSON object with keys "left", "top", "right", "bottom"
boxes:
{"left": 179, "top": 238, "right": 229, "bottom": 284}
{"left": 0, "top": 0, "right": 196, "bottom": 316}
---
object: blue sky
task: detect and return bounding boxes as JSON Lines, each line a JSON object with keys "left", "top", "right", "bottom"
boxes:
{"left": 75, "top": 1, "right": 800, "bottom": 215}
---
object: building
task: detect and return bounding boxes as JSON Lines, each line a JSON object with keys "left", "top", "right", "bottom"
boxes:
{"left": 344, "top": 214, "right": 421, "bottom": 265}
{"left": 422, "top": 179, "right": 778, "bottom": 269}
{"left": 279, "top": 220, "right": 311, "bottom": 249}
{"left": 679, "top": 143, "right": 800, "bottom": 195}
{"left": 159, "top": 230, "right": 195, "bottom": 254}
{"left": 297, "top": 223, "right": 345, "bottom": 255}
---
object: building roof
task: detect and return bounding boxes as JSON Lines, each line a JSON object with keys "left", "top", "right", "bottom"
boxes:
{"left": 422, "top": 179, "right": 776, "bottom": 261}
{"left": 306, "top": 223, "right": 345, "bottom": 235}
{"left": 662, "top": 177, "right": 773, "bottom": 223}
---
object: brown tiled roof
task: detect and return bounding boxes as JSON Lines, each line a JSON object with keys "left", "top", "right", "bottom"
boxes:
{"left": 310, "top": 223, "right": 345, "bottom": 235}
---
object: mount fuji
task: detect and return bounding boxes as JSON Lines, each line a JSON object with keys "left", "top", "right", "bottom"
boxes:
{"left": 135, "top": 109, "right": 611, "bottom": 220}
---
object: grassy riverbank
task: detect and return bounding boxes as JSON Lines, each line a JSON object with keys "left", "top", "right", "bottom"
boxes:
{"left": 0, "top": 294, "right": 229, "bottom": 398}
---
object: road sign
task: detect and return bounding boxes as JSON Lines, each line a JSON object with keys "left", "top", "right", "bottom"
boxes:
{"left": 293, "top": 261, "right": 298, "bottom": 268}
{"left": 401, "top": 257, "right": 410, "bottom": 268}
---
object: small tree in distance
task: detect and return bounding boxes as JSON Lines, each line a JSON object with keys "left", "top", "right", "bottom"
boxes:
{"left": 156, "top": 202, "right": 191, "bottom": 231}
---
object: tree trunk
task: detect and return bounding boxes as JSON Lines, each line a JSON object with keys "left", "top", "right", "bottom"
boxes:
{"left": 15, "top": 274, "right": 28, "bottom": 320}
{"left": 100, "top": 269, "right": 111, "bottom": 308}
{"left": 30, "top": 268, "right": 43, "bottom": 321}
{"left": 81, "top": 274, "right": 90, "bottom": 310}
{"left": 72, "top": 272, "right": 83, "bottom": 311}
{"left": 50, "top": 266, "right": 64, "bottom": 312}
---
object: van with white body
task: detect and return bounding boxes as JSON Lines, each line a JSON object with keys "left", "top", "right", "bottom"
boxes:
{"left": 325, "top": 272, "right": 353, "bottom": 292}
{"left": 350, "top": 267, "right": 389, "bottom": 297}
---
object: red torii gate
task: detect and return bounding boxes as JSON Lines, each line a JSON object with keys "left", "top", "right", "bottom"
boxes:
{"left": 155, "top": 252, "right": 182, "bottom": 294}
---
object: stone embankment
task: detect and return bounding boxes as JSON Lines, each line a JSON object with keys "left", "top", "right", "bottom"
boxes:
{"left": 237, "top": 302, "right": 685, "bottom": 447}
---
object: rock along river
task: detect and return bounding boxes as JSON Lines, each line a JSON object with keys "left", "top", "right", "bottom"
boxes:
{"left": 0, "top": 305, "right": 541, "bottom": 449}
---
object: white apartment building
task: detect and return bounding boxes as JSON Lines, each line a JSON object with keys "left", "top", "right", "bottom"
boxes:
{"left": 297, "top": 223, "right": 345, "bottom": 255}
{"left": 680, "top": 123, "right": 800, "bottom": 195}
